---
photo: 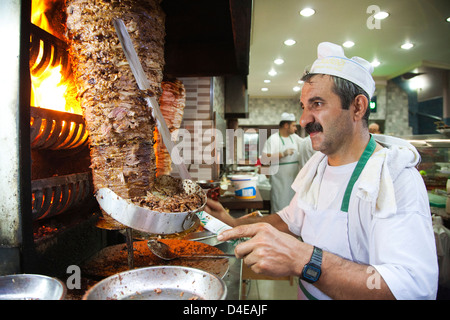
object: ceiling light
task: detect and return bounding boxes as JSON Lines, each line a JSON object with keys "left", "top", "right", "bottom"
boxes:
{"left": 293, "top": 86, "right": 301, "bottom": 92}
{"left": 447, "top": 17, "right": 450, "bottom": 23}
{"left": 298, "top": 80, "right": 304, "bottom": 84}
{"left": 274, "top": 58, "right": 284, "bottom": 65}
{"left": 401, "top": 42, "right": 414, "bottom": 50}
{"left": 284, "top": 39, "right": 296, "bottom": 46}
{"left": 343, "top": 41, "right": 355, "bottom": 48}
{"left": 299, "top": 8, "right": 315, "bottom": 17}
{"left": 261, "top": 88, "right": 269, "bottom": 92}
{"left": 268, "top": 69, "right": 277, "bottom": 76}
{"left": 264, "top": 79, "right": 271, "bottom": 83}
{"left": 374, "top": 11, "right": 389, "bottom": 19}
{"left": 371, "top": 59, "right": 381, "bottom": 67}
{"left": 409, "top": 77, "right": 425, "bottom": 91}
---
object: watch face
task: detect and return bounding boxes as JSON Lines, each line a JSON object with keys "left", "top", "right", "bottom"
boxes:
{"left": 306, "top": 267, "right": 320, "bottom": 278}
{"left": 303, "top": 264, "right": 321, "bottom": 282}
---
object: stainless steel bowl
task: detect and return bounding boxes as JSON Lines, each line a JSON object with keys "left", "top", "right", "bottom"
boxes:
{"left": 96, "top": 179, "right": 206, "bottom": 234}
{"left": 83, "top": 266, "right": 227, "bottom": 300}
{"left": 0, "top": 274, "right": 66, "bottom": 300}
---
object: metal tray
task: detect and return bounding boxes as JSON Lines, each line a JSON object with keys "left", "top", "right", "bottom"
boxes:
{"left": 83, "top": 266, "right": 227, "bottom": 300}
{"left": 0, "top": 274, "right": 66, "bottom": 300}
{"left": 96, "top": 178, "right": 206, "bottom": 234}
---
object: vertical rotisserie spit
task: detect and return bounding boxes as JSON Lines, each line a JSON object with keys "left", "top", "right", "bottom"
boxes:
{"left": 66, "top": 0, "right": 204, "bottom": 231}
{"left": 66, "top": 0, "right": 165, "bottom": 227}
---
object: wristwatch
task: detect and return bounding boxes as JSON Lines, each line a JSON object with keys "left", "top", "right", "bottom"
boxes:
{"left": 301, "top": 246, "right": 323, "bottom": 283}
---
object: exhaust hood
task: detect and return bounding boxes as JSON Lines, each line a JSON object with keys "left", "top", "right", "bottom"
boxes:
{"left": 225, "top": 75, "right": 248, "bottom": 119}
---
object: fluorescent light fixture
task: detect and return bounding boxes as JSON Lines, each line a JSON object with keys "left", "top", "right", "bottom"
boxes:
{"left": 284, "top": 39, "right": 296, "bottom": 46}
{"left": 371, "top": 59, "right": 381, "bottom": 67}
{"left": 264, "top": 79, "right": 271, "bottom": 83}
{"left": 293, "top": 86, "right": 301, "bottom": 92}
{"left": 268, "top": 69, "right": 277, "bottom": 76}
{"left": 261, "top": 88, "right": 269, "bottom": 92}
{"left": 343, "top": 41, "right": 355, "bottom": 48}
{"left": 401, "top": 42, "right": 414, "bottom": 50}
{"left": 374, "top": 11, "right": 389, "bottom": 19}
{"left": 300, "top": 8, "right": 315, "bottom": 17}
{"left": 274, "top": 58, "right": 284, "bottom": 65}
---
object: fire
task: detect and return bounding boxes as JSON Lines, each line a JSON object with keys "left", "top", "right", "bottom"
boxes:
{"left": 31, "top": 0, "right": 82, "bottom": 115}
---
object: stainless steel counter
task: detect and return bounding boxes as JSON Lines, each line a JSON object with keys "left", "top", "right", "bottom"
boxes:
{"left": 200, "top": 238, "right": 242, "bottom": 300}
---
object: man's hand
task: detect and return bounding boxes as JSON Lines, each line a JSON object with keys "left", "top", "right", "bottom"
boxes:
{"left": 218, "top": 223, "right": 311, "bottom": 278}
{"left": 204, "top": 198, "right": 236, "bottom": 227}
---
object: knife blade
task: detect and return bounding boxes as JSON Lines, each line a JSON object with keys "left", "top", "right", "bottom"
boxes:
{"left": 113, "top": 19, "right": 191, "bottom": 180}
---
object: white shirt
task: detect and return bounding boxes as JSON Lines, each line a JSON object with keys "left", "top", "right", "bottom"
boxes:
{"left": 278, "top": 135, "right": 439, "bottom": 300}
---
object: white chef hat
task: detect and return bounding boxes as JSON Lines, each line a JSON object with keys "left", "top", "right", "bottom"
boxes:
{"left": 309, "top": 42, "right": 375, "bottom": 98}
{"left": 280, "top": 112, "right": 296, "bottom": 122}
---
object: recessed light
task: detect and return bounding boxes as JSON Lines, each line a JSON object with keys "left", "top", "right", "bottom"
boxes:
{"left": 401, "top": 42, "right": 414, "bottom": 50}
{"left": 298, "top": 80, "right": 304, "bottom": 84}
{"left": 264, "top": 79, "right": 271, "bottom": 83}
{"left": 284, "top": 39, "right": 296, "bottom": 46}
{"left": 371, "top": 59, "right": 381, "bottom": 67}
{"left": 343, "top": 41, "right": 355, "bottom": 48}
{"left": 374, "top": 11, "right": 389, "bottom": 19}
{"left": 261, "top": 88, "right": 269, "bottom": 92}
{"left": 293, "top": 86, "right": 301, "bottom": 92}
{"left": 300, "top": 8, "right": 315, "bottom": 17}
{"left": 447, "top": 17, "right": 450, "bottom": 23}
{"left": 268, "top": 69, "right": 277, "bottom": 76}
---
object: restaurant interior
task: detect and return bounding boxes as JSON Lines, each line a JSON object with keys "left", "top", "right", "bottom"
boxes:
{"left": 0, "top": 0, "right": 449, "bottom": 300}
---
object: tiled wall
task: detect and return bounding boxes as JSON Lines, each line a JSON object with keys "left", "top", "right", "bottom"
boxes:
{"left": 176, "top": 77, "right": 225, "bottom": 181}
{"left": 238, "top": 97, "right": 301, "bottom": 126}
{"left": 240, "top": 82, "right": 412, "bottom": 137}
{"left": 384, "top": 81, "right": 413, "bottom": 136}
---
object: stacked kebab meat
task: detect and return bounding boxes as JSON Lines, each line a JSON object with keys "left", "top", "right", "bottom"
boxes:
{"left": 66, "top": 0, "right": 202, "bottom": 228}
{"left": 156, "top": 79, "right": 186, "bottom": 177}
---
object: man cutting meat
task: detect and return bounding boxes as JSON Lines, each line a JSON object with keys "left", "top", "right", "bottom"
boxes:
{"left": 205, "top": 42, "right": 438, "bottom": 299}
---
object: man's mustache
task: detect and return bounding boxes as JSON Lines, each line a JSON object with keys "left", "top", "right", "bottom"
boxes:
{"left": 305, "top": 122, "right": 323, "bottom": 135}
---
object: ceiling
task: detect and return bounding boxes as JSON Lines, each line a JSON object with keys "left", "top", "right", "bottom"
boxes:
{"left": 248, "top": 0, "right": 450, "bottom": 98}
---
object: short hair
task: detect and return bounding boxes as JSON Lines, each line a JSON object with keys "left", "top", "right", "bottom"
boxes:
{"left": 279, "top": 120, "right": 294, "bottom": 128}
{"left": 301, "top": 73, "right": 371, "bottom": 126}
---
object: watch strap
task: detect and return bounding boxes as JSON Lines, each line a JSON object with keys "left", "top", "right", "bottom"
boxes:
{"left": 310, "top": 247, "right": 323, "bottom": 266}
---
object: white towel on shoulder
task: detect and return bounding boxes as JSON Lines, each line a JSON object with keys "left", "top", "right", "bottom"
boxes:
{"left": 291, "top": 134, "right": 421, "bottom": 216}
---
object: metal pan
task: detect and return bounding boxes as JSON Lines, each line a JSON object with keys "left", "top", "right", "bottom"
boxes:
{"left": 83, "top": 266, "right": 227, "bottom": 300}
{"left": 0, "top": 274, "right": 66, "bottom": 300}
{"left": 96, "top": 179, "right": 206, "bottom": 234}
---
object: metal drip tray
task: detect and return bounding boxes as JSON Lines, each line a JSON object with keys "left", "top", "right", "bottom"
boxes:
{"left": 32, "top": 172, "right": 92, "bottom": 221}
{"left": 30, "top": 107, "right": 89, "bottom": 150}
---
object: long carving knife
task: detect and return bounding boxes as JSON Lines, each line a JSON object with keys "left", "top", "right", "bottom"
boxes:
{"left": 113, "top": 18, "right": 191, "bottom": 180}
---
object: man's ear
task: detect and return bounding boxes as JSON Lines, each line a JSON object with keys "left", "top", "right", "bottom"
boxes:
{"left": 352, "top": 95, "right": 369, "bottom": 121}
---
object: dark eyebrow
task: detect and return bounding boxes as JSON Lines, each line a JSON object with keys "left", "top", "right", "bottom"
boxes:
{"left": 308, "top": 96, "right": 325, "bottom": 104}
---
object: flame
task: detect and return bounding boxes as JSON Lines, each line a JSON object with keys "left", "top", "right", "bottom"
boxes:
{"left": 31, "top": 0, "right": 82, "bottom": 115}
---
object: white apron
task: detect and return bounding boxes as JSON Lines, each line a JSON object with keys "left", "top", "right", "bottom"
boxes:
{"left": 269, "top": 133, "right": 300, "bottom": 213}
{"left": 298, "top": 136, "right": 376, "bottom": 300}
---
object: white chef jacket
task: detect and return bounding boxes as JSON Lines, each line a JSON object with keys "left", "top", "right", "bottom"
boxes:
{"left": 277, "top": 134, "right": 439, "bottom": 300}
{"left": 262, "top": 132, "right": 304, "bottom": 213}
